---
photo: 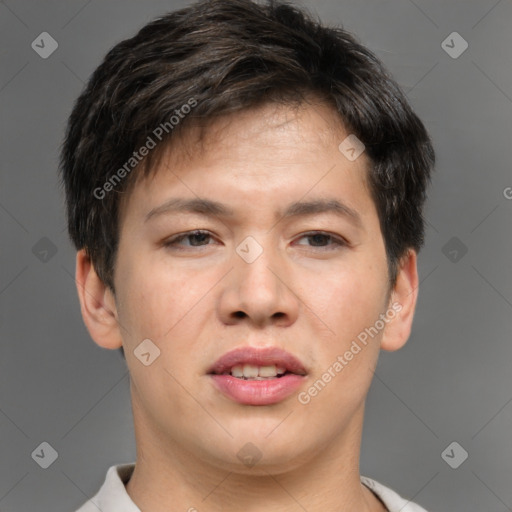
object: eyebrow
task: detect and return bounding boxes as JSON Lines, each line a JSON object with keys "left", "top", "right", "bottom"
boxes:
{"left": 145, "top": 197, "right": 363, "bottom": 227}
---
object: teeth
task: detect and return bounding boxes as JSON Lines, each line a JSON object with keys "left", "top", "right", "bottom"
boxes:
{"left": 231, "top": 365, "right": 244, "bottom": 378}
{"left": 229, "top": 364, "right": 287, "bottom": 379}
{"left": 259, "top": 365, "right": 278, "bottom": 377}
{"left": 243, "top": 364, "right": 259, "bottom": 378}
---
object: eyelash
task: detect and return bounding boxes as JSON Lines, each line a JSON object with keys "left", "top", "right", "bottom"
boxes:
{"left": 163, "top": 230, "right": 347, "bottom": 251}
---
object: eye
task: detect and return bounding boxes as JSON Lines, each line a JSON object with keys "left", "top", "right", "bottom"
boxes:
{"left": 294, "top": 231, "right": 347, "bottom": 250}
{"left": 163, "top": 230, "right": 216, "bottom": 249}
{"left": 163, "top": 230, "right": 348, "bottom": 251}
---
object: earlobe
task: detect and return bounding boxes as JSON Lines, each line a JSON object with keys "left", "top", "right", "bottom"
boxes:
{"left": 75, "top": 249, "right": 123, "bottom": 350}
{"left": 380, "top": 249, "right": 419, "bottom": 352}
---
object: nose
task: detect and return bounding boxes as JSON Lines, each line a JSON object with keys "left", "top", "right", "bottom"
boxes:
{"left": 217, "top": 237, "right": 300, "bottom": 328}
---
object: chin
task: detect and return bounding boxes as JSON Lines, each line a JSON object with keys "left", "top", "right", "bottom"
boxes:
{"left": 196, "top": 432, "right": 318, "bottom": 476}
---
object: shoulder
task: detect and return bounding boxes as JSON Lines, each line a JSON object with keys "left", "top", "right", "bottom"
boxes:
{"left": 361, "top": 476, "right": 429, "bottom": 512}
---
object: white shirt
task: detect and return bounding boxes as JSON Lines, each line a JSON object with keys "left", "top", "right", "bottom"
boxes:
{"left": 75, "top": 463, "right": 429, "bottom": 512}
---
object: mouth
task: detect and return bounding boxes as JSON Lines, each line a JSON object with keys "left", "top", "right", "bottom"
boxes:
{"left": 214, "top": 363, "right": 290, "bottom": 380}
{"left": 207, "top": 346, "right": 307, "bottom": 405}
{"left": 208, "top": 346, "right": 307, "bottom": 379}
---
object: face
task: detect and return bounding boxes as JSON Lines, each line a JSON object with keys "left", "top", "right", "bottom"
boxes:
{"left": 100, "top": 100, "right": 409, "bottom": 474}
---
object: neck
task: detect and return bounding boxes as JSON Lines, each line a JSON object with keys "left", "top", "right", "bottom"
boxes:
{"left": 125, "top": 394, "right": 385, "bottom": 511}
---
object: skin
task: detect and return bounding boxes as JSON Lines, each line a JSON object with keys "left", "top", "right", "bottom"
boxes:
{"left": 76, "top": 98, "right": 419, "bottom": 512}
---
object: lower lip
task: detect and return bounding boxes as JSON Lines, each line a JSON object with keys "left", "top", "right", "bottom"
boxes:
{"left": 210, "top": 374, "right": 305, "bottom": 405}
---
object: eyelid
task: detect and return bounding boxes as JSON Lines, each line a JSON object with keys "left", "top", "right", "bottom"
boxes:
{"left": 163, "top": 229, "right": 214, "bottom": 248}
{"left": 163, "top": 229, "right": 348, "bottom": 250}
{"left": 294, "top": 231, "right": 348, "bottom": 248}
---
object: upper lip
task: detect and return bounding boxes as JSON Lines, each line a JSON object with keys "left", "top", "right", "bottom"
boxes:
{"left": 208, "top": 346, "right": 307, "bottom": 375}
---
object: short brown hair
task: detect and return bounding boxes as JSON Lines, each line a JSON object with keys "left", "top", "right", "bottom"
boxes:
{"left": 59, "top": 0, "right": 435, "bottom": 292}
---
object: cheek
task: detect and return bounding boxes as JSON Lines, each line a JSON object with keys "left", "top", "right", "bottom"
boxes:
{"left": 114, "top": 252, "right": 173, "bottom": 345}
{"left": 115, "top": 250, "right": 215, "bottom": 351}
{"left": 302, "top": 274, "right": 385, "bottom": 411}
{"left": 305, "top": 264, "right": 387, "bottom": 343}
{"left": 115, "top": 260, "right": 204, "bottom": 411}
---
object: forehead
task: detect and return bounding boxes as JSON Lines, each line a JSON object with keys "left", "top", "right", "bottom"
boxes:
{"left": 178, "top": 99, "right": 354, "bottom": 166}
{"left": 120, "top": 99, "right": 373, "bottom": 221}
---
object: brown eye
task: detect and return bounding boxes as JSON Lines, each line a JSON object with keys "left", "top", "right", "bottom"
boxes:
{"left": 164, "top": 230, "right": 215, "bottom": 249}
{"left": 295, "top": 231, "right": 347, "bottom": 250}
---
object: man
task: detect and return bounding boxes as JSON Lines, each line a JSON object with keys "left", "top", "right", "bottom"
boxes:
{"left": 60, "top": 0, "right": 435, "bottom": 510}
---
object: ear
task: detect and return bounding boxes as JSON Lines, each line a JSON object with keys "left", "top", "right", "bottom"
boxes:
{"left": 380, "top": 249, "right": 419, "bottom": 352}
{"left": 75, "top": 249, "right": 123, "bottom": 350}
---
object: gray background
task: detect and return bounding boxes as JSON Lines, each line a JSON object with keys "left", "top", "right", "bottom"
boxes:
{"left": 1, "top": 0, "right": 511, "bottom": 510}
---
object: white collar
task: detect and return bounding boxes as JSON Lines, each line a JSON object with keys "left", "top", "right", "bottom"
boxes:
{"left": 75, "top": 463, "right": 429, "bottom": 512}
